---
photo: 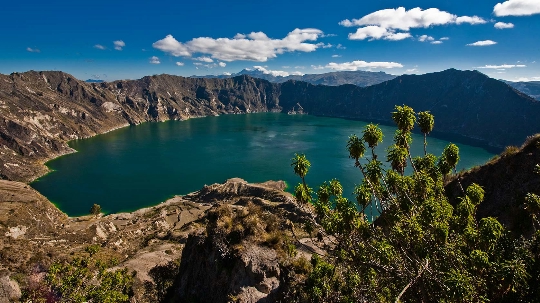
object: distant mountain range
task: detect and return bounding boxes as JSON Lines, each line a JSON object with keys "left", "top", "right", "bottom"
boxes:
{"left": 192, "top": 69, "right": 397, "bottom": 87}
{"left": 194, "top": 69, "right": 540, "bottom": 101}
{"left": 504, "top": 81, "right": 540, "bottom": 101}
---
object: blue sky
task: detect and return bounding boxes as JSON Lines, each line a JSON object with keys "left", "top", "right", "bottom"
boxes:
{"left": 1, "top": 0, "right": 539, "bottom": 81}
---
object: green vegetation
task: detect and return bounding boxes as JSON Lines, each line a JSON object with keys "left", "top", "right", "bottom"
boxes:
{"left": 289, "top": 105, "right": 540, "bottom": 302}
{"left": 21, "top": 245, "right": 134, "bottom": 302}
{"left": 90, "top": 203, "right": 102, "bottom": 216}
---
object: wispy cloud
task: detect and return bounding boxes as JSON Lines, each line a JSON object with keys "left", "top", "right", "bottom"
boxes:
{"left": 153, "top": 28, "right": 325, "bottom": 62}
{"left": 149, "top": 56, "right": 160, "bottom": 64}
{"left": 94, "top": 44, "right": 106, "bottom": 50}
{"left": 494, "top": 0, "right": 540, "bottom": 16}
{"left": 26, "top": 47, "right": 40, "bottom": 53}
{"left": 325, "top": 60, "right": 403, "bottom": 71}
{"left": 332, "top": 54, "right": 342, "bottom": 58}
{"left": 348, "top": 25, "right": 412, "bottom": 41}
{"left": 431, "top": 41, "right": 443, "bottom": 44}
{"left": 467, "top": 40, "right": 497, "bottom": 46}
{"left": 476, "top": 64, "right": 526, "bottom": 69}
{"left": 440, "top": 37, "right": 450, "bottom": 40}
{"left": 219, "top": 62, "right": 226, "bottom": 67}
{"left": 175, "top": 62, "right": 184, "bottom": 66}
{"left": 194, "top": 56, "right": 213, "bottom": 62}
{"left": 455, "top": 16, "right": 487, "bottom": 24}
{"left": 514, "top": 76, "right": 540, "bottom": 82}
{"left": 252, "top": 66, "right": 304, "bottom": 77}
{"left": 494, "top": 22, "right": 514, "bottom": 29}
{"left": 114, "top": 40, "right": 125, "bottom": 51}
{"left": 340, "top": 7, "right": 486, "bottom": 41}
{"left": 418, "top": 35, "right": 434, "bottom": 42}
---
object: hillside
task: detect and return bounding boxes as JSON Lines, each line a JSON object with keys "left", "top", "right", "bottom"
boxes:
{"left": 446, "top": 134, "right": 540, "bottom": 236}
{"left": 0, "top": 69, "right": 538, "bottom": 182}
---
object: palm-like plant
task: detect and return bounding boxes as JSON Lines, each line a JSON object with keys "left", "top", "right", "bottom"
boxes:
{"left": 363, "top": 123, "right": 383, "bottom": 159}
{"left": 418, "top": 111, "right": 434, "bottom": 155}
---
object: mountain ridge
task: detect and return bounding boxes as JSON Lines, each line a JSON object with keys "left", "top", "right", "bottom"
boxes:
{"left": 192, "top": 69, "right": 397, "bottom": 87}
{"left": 0, "top": 68, "right": 538, "bottom": 182}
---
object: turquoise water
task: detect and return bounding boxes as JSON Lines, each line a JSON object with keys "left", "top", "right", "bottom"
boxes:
{"left": 31, "top": 113, "right": 494, "bottom": 216}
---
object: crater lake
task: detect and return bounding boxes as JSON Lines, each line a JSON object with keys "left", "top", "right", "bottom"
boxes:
{"left": 31, "top": 113, "right": 495, "bottom": 216}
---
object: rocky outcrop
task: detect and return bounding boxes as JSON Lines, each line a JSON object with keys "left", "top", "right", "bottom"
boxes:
{"left": 166, "top": 179, "right": 313, "bottom": 303}
{"left": 1, "top": 69, "right": 539, "bottom": 182}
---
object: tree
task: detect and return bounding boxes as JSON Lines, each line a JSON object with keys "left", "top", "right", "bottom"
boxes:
{"left": 90, "top": 203, "right": 102, "bottom": 216}
{"left": 289, "top": 105, "right": 539, "bottom": 302}
{"left": 418, "top": 111, "right": 434, "bottom": 155}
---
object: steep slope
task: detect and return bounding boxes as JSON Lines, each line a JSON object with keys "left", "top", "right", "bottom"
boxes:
{"left": 279, "top": 69, "right": 540, "bottom": 149}
{"left": 0, "top": 71, "right": 280, "bottom": 181}
{"left": 505, "top": 80, "right": 540, "bottom": 101}
{"left": 445, "top": 135, "right": 540, "bottom": 235}
{"left": 0, "top": 69, "right": 538, "bottom": 182}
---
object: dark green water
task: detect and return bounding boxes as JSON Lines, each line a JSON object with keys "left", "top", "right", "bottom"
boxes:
{"left": 31, "top": 113, "right": 494, "bottom": 216}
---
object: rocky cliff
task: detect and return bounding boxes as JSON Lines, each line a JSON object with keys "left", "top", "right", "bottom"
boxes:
{"left": 0, "top": 69, "right": 539, "bottom": 182}
{"left": 0, "top": 178, "right": 316, "bottom": 303}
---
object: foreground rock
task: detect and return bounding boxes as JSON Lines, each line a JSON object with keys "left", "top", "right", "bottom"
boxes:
{"left": 0, "top": 178, "right": 316, "bottom": 302}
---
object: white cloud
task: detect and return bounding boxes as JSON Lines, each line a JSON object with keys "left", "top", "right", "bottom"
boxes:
{"left": 223, "top": 72, "right": 232, "bottom": 76}
{"left": 348, "top": 25, "right": 411, "bottom": 41}
{"left": 332, "top": 54, "right": 342, "bottom": 58}
{"left": 149, "top": 56, "right": 160, "bottom": 64}
{"left": 291, "top": 71, "right": 304, "bottom": 76}
{"left": 176, "top": 62, "right": 184, "bottom": 66}
{"left": 325, "top": 60, "right": 403, "bottom": 71}
{"left": 494, "top": 22, "right": 515, "bottom": 29}
{"left": 153, "top": 35, "right": 190, "bottom": 56}
{"left": 295, "top": 66, "right": 305, "bottom": 69}
{"left": 252, "top": 66, "right": 304, "bottom": 77}
{"left": 153, "top": 28, "right": 324, "bottom": 62}
{"left": 418, "top": 35, "right": 435, "bottom": 42}
{"left": 336, "top": 44, "right": 346, "bottom": 49}
{"left": 467, "top": 40, "right": 497, "bottom": 46}
{"left": 431, "top": 41, "right": 443, "bottom": 44}
{"left": 406, "top": 68, "right": 419, "bottom": 73}
{"left": 114, "top": 40, "right": 125, "bottom": 51}
{"left": 455, "top": 16, "right": 487, "bottom": 24}
{"left": 440, "top": 37, "right": 450, "bottom": 40}
{"left": 515, "top": 76, "right": 540, "bottom": 81}
{"left": 26, "top": 47, "right": 40, "bottom": 53}
{"left": 340, "top": 7, "right": 486, "bottom": 41}
{"left": 194, "top": 56, "right": 214, "bottom": 62}
{"left": 321, "top": 33, "right": 338, "bottom": 37}
{"left": 494, "top": 0, "right": 540, "bottom": 16}
{"left": 316, "top": 42, "right": 333, "bottom": 48}
{"left": 340, "top": 7, "right": 486, "bottom": 30}
{"left": 311, "top": 65, "right": 325, "bottom": 70}
{"left": 218, "top": 62, "right": 226, "bottom": 67}
{"left": 94, "top": 44, "right": 106, "bottom": 50}
{"left": 476, "top": 64, "right": 526, "bottom": 69}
